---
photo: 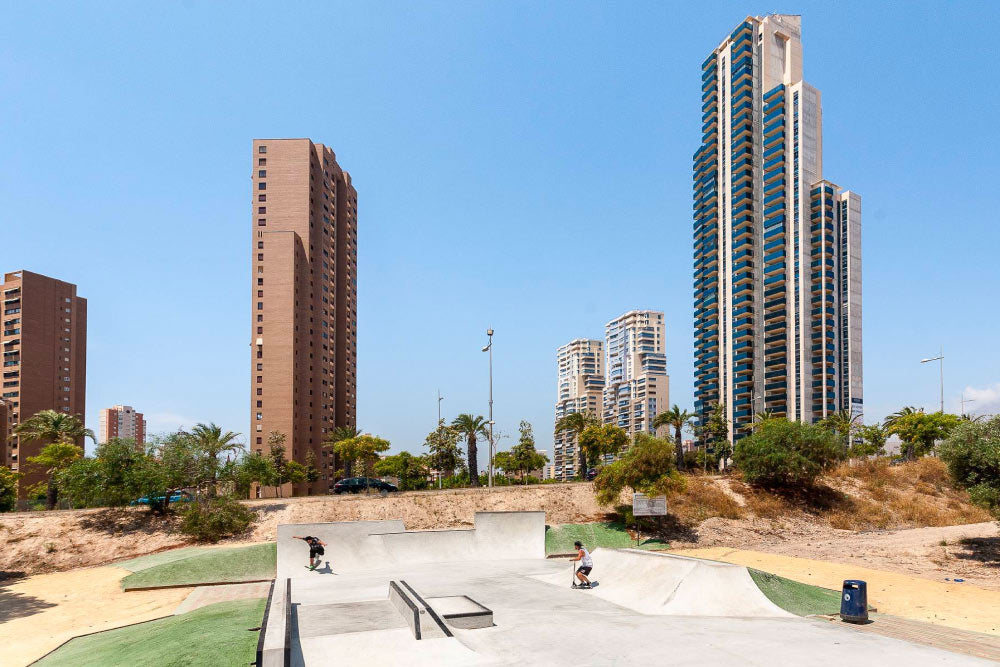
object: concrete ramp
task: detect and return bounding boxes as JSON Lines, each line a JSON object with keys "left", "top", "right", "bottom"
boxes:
{"left": 277, "top": 520, "right": 403, "bottom": 578}
{"left": 534, "top": 548, "right": 794, "bottom": 618}
{"left": 278, "top": 512, "right": 545, "bottom": 577}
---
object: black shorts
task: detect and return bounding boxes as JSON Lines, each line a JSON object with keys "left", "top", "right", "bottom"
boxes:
{"left": 309, "top": 547, "right": 324, "bottom": 558}
{"left": 577, "top": 566, "right": 592, "bottom": 575}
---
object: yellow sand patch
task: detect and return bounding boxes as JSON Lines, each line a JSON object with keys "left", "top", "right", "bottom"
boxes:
{"left": 675, "top": 547, "right": 1000, "bottom": 636}
{"left": 0, "top": 566, "right": 191, "bottom": 666}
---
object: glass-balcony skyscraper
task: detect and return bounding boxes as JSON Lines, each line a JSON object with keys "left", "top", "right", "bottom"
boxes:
{"left": 693, "top": 15, "right": 863, "bottom": 443}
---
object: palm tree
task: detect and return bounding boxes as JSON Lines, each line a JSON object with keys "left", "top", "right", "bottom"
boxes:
{"left": 885, "top": 406, "right": 921, "bottom": 429}
{"left": 820, "top": 409, "right": 862, "bottom": 452}
{"left": 183, "top": 422, "right": 243, "bottom": 497}
{"left": 15, "top": 410, "right": 95, "bottom": 509}
{"left": 451, "top": 414, "right": 488, "bottom": 487}
{"left": 555, "top": 411, "right": 600, "bottom": 479}
{"left": 653, "top": 405, "right": 695, "bottom": 471}
{"left": 325, "top": 425, "right": 362, "bottom": 477}
{"left": 750, "top": 409, "right": 776, "bottom": 430}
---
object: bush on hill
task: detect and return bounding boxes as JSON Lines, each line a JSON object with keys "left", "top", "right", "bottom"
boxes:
{"left": 733, "top": 419, "right": 843, "bottom": 489}
{"left": 179, "top": 497, "right": 256, "bottom": 543}
{"left": 937, "top": 415, "right": 1000, "bottom": 519}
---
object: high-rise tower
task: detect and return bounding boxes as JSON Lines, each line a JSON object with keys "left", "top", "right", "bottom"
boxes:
{"left": 250, "top": 139, "right": 358, "bottom": 496}
{"left": 0, "top": 270, "right": 87, "bottom": 498}
{"left": 553, "top": 338, "right": 604, "bottom": 480}
{"left": 602, "top": 310, "right": 669, "bottom": 439}
{"left": 693, "top": 15, "right": 863, "bottom": 443}
{"left": 99, "top": 405, "right": 146, "bottom": 445}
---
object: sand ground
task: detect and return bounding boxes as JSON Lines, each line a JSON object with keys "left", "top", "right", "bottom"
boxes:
{"left": 0, "top": 566, "right": 191, "bottom": 666}
{"left": 675, "top": 547, "right": 1000, "bottom": 635}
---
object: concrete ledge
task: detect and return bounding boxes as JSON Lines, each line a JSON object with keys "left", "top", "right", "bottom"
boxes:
{"left": 427, "top": 595, "right": 493, "bottom": 630}
{"left": 259, "top": 578, "right": 289, "bottom": 667}
{"left": 388, "top": 581, "right": 421, "bottom": 640}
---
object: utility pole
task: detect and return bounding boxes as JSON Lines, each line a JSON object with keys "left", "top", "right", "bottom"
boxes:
{"left": 482, "top": 328, "right": 494, "bottom": 489}
{"left": 961, "top": 393, "right": 975, "bottom": 417}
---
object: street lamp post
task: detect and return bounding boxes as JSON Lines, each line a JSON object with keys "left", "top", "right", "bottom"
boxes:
{"left": 920, "top": 347, "right": 944, "bottom": 413}
{"left": 482, "top": 328, "right": 494, "bottom": 489}
{"left": 437, "top": 389, "right": 443, "bottom": 425}
{"left": 961, "top": 393, "right": 975, "bottom": 418}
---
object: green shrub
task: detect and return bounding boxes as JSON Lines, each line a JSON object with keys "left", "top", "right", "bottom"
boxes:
{"left": 593, "top": 433, "right": 685, "bottom": 506}
{"left": 733, "top": 419, "right": 843, "bottom": 488}
{"left": 682, "top": 449, "right": 713, "bottom": 471}
{"left": 0, "top": 467, "right": 20, "bottom": 512}
{"left": 178, "top": 497, "right": 256, "bottom": 542}
{"left": 938, "top": 416, "right": 1000, "bottom": 519}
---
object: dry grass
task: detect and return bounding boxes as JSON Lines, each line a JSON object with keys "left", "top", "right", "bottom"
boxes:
{"left": 670, "top": 477, "right": 746, "bottom": 525}
{"left": 716, "top": 458, "right": 990, "bottom": 532}
{"left": 822, "top": 458, "right": 990, "bottom": 530}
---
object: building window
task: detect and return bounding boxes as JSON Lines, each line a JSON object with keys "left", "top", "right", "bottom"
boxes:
{"left": 257, "top": 364, "right": 263, "bottom": 371}
{"left": 256, "top": 400, "right": 262, "bottom": 408}
{"left": 257, "top": 290, "right": 263, "bottom": 298}
{"left": 257, "top": 327, "right": 263, "bottom": 334}
{"left": 259, "top": 146, "right": 267, "bottom": 153}
{"left": 257, "top": 314, "right": 263, "bottom": 322}
{"left": 258, "top": 207, "right": 266, "bottom": 214}
{"left": 258, "top": 194, "right": 266, "bottom": 202}
{"left": 256, "top": 437, "right": 262, "bottom": 445}
{"left": 256, "top": 413, "right": 262, "bottom": 420}
{"left": 257, "top": 278, "right": 263, "bottom": 285}
{"left": 257, "top": 254, "right": 263, "bottom": 261}
{"left": 256, "top": 376, "right": 262, "bottom": 383}
{"left": 258, "top": 170, "right": 266, "bottom": 178}
{"left": 258, "top": 218, "right": 266, "bottom": 226}
{"left": 258, "top": 183, "right": 266, "bottom": 190}
{"left": 257, "top": 302, "right": 263, "bottom": 310}
{"left": 256, "top": 387, "right": 262, "bottom": 395}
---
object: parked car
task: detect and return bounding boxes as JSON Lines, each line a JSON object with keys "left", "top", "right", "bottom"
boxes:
{"left": 129, "top": 490, "right": 193, "bottom": 507}
{"left": 333, "top": 477, "right": 399, "bottom": 496}
{"left": 585, "top": 468, "right": 598, "bottom": 481}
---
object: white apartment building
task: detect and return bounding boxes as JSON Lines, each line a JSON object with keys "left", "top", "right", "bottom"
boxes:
{"left": 693, "top": 15, "right": 863, "bottom": 443}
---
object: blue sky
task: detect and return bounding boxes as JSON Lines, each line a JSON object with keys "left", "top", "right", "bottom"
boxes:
{"left": 2, "top": 1, "right": 999, "bottom": 461}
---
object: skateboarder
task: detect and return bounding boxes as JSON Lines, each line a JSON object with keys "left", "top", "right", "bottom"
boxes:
{"left": 571, "top": 540, "right": 593, "bottom": 588}
{"left": 292, "top": 535, "right": 327, "bottom": 570}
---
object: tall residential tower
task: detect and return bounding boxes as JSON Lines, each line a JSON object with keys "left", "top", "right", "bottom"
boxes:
{"left": 250, "top": 139, "right": 358, "bottom": 496}
{"left": 99, "top": 405, "right": 146, "bottom": 445}
{"left": 552, "top": 338, "right": 604, "bottom": 480}
{"left": 693, "top": 15, "right": 863, "bottom": 443}
{"left": 603, "top": 310, "right": 669, "bottom": 439}
{"left": 0, "top": 270, "right": 87, "bottom": 497}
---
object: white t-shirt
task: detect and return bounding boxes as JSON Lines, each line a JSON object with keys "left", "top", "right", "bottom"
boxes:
{"left": 579, "top": 547, "right": 593, "bottom": 567}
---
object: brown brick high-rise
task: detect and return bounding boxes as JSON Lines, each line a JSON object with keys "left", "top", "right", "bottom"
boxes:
{"left": 1, "top": 270, "right": 87, "bottom": 499}
{"left": 250, "top": 139, "right": 357, "bottom": 496}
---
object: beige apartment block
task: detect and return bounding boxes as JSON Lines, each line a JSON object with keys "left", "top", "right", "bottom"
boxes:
{"left": 99, "top": 405, "right": 146, "bottom": 445}
{"left": 553, "top": 338, "right": 604, "bottom": 480}
{"left": 0, "top": 270, "right": 87, "bottom": 499}
{"left": 602, "top": 310, "right": 669, "bottom": 442}
{"left": 250, "top": 139, "right": 358, "bottom": 497}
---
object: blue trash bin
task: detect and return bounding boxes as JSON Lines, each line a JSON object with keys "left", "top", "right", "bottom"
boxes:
{"left": 840, "top": 580, "right": 868, "bottom": 623}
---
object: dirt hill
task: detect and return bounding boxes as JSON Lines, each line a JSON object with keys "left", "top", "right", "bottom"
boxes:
{"left": 1, "top": 459, "right": 995, "bottom": 582}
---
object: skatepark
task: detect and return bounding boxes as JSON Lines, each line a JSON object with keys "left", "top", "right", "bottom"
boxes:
{"left": 261, "top": 511, "right": 993, "bottom": 666}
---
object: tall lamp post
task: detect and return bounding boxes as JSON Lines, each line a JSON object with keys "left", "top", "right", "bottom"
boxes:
{"left": 961, "top": 393, "right": 975, "bottom": 418}
{"left": 437, "top": 389, "right": 443, "bottom": 425}
{"left": 482, "top": 328, "right": 494, "bottom": 488}
{"left": 920, "top": 347, "right": 944, "bottom": 413}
